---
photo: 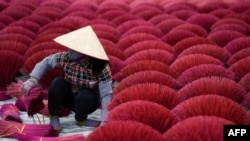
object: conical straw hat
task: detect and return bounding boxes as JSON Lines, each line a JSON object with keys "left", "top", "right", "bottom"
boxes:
{"left": 53, "top": 25, "right": 109, "bottom": 60}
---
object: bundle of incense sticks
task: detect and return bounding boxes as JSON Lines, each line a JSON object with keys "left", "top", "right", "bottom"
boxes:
{"left": 0, "top": 103, "right": 22, "bottom": 123}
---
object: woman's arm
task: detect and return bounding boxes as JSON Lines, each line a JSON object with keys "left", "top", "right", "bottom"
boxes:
{"left": 30, "top": 53, "right": 60, "bottom": 80}
{"left": 21, "top": 53, "right": 62, "bottom": 94}
{"left": 99, "top": 80, "right": 113, "bottom": 122}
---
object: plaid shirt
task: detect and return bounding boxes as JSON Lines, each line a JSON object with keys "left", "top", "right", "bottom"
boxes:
{"left": 55, "top": 52, "right": 111, "bottom": 91}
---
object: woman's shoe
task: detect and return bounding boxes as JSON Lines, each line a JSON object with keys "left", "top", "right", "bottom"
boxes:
{"left": 76, "top": 119, "right": 100, "bottom": 127}
{"left": 50, "top": 118, "right": 62, "bottom": 131}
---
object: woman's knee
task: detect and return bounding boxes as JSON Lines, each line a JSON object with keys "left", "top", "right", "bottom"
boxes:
{"left": 50, "top": 77, "right": 71, "bottom": 90}
{"left": 74, "top": 89, "right": 99, "bottom": 116}
{"left": 49, "top": 77, "right": 71, "bottom": 95}
{"left": 50, "top": 77, "right": 67, "bottom": 87}
{"left": 75, "top": 89, "right": 98, "bottom": 103}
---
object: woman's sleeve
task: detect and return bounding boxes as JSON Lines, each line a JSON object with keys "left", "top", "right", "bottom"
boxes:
{"left": 98, "top": 64, "right": 113, "bottom": 122}
{"left": 29, "top": 53, "right": 62, "bottom": 80}
{"left": 99, "top": 80, "right": 113, "bottom": 122}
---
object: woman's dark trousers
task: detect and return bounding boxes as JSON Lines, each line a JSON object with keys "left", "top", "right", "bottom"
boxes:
{"left": 48, "top": 77, "right": 100, "bottom": 121}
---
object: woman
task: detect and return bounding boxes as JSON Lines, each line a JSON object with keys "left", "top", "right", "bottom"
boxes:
{"left": 21, "top": 26, "right": 113, "bottom": 131}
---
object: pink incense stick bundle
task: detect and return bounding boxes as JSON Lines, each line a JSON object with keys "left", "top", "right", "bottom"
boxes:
{"left": 6, "top": 81, "right": 45, "bottom": 116}
{"left": 0, "top": 103, "right": 22, "bottom": 123}
{"left": 6, "top": 81, "right": 26, "bottom": 99}
{"left": 6, "top": 81, "right": 47, "bottom": 99}
{"left": 0, "top": 120, "right": 58, "bottom": 138}
{"left": 17, "top": 133, "right": 85, "bottom": 141}
{"left": 15, "top": 98, "right": 27, "bottom": 111}
{"left": 24, "top": 87, "right": 45, "bottom": 117}
{"left": 0, "top": 90, "right": 12, "bottom": 100}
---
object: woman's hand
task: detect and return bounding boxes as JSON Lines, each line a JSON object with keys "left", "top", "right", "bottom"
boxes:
{"left": 21, "top": 77, "right": 39, "bottom": 95}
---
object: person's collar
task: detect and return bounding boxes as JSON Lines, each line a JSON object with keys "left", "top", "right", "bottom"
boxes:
{"left": 79, "top": 57, "right": 90, "bottom": 67}
{"left": 74, "top": 55, "right": 85, "bottom": 62}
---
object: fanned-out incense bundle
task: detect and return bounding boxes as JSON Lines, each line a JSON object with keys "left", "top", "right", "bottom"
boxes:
{"left": 17, "top": 133, "right": 85, "bottom": 141}
{"left": 85, "top": 120, "right": 164, "bottom": 141}
{"left": 0, "top": 50, "right": 25, "bottom": 90}
{"left": 0, "top": 120, "right": 58, "bottom": 138}
{"left": 6, "top": 81, "right": 45, "bottom": 117}
{"left": 0, "top": 103, "right": 22, "bottom": 123}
